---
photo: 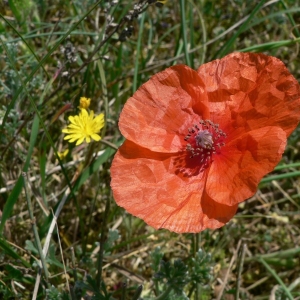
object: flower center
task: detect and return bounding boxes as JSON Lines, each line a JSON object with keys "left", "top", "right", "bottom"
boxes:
{"left": 195, "top": 129, "right": 213, "bottom": 148}
{"left": 184, "top": 119, "right": 226, "bottom": 172}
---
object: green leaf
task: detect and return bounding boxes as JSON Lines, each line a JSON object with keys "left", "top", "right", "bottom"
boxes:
{"left": 103, "top": 229, "right": 120, "bottom": 254}
{"left": 4, "top": 264, "right": 23, "bottom": 280}
{"left": 190, "top": 249, "right": 212, "bottom": 283}
{"left": 46, "top": 286, "right": 62, "bottom": 300}
{"left": 8, "top": 0, "right": 22, "bottom": 23}
{"left": 214, "top": 0, "right": 267, "bottom": 58}
{"left": 151, "top": 247, "right": 164, "bottom": 273}
{"left": 154, "top": 259, "right": 189, "bottom": 296}
{"left": 0, "top": 237, "right": 31, "bottom": 268}
{"left": 25, "top": 240, "right": 38, "bottom": 254}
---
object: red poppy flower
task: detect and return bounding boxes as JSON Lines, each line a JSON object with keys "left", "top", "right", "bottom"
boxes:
{"left": 110, "top": 52, "right": 300, "bottom": 233}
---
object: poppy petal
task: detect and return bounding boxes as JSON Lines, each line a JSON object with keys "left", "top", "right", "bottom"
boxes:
{"left": 118, "top": 65, "right": 210, "bottom": 153}
{"left": 197, "top": 52, "right": 300, "bottom": 138}
{"left": 206, "top": 126, "right": 286, "bottom": 206}
{"left": 160, "top": 190, "right": 238, "bottom": 233}
{"left": 111, "top": 52, "right": 300, "bottom": 233}
{"left": 111, "top": 140, "right": 237, "bottom": 233}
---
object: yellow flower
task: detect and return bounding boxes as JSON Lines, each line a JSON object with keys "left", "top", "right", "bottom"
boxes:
{"left": 57, "top": 149, "right": 69, "bottom": 160}
{"left": 62, "top": 109, "right": 105, "bottom": 146}
{"left": 78, "top": 97, "right": 91, "bottom": 109}
{"left": 156, "top": 0, "right": 167, "bottom": 7}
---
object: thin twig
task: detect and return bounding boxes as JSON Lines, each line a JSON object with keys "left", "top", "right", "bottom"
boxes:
{"left": 216, "top": 240, "right": 241, "bottom": 300}
{"left": 55, "top": 218, "right": 70, "bottom": 294}
{"left": 70, "top": 247, "right": 78, "bottom": 300}
{"left": 23, "top": 173, "right": 49, "bottom": 282}
{"left": 32, "top": 187, "right": 71, "bottom": 299}
{"left": 44, "top": 7, "right": 136, "bottom": 105}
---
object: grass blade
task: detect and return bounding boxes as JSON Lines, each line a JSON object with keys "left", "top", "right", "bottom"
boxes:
{"left": 179, "top": 0, "right": 191, "bottom": 66}
{"left": 259, "top": 257, "right": 294, "bottom": 300}
{"left": 214, "top": 0, "right": 267, "bottom": 58}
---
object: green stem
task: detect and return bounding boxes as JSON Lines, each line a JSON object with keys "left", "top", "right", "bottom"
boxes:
{"left": 132, "top": 285, "right": 143, "bottom": 300}
{"left": 22, "top": 173, "right": 49, "bottom": 282}
{"left": 121, "top": 282, "right": 127, "bottom": 300}
{"left": 0, "top": 0, "right": 103, "bottom": 130}
{"left": 275, "top": 162, "right": 300, "bottom": 170}
{"left": 260, "top": 171, "right": 300, "bottom": 184}
{"left": 70, "top": 247, "right": 77, "bottom": 300}
{"left": 235, "top": 243, "right": 246, "bottom": 300}
{"left": 179, "top": 0, "right": 191, "bottom": 66}
{"left": 100, "top": 139, "right": 119, "bottom": 151}
{"left": 259, "top": 257, "right": 294, "bottom": 300}
{"left": 96, "top": 197, "right": 110, "bottom": 289}
{"left": 214, "top": 0, "right": 267, "bottom": 58}
{"left": 279, "top": 0, "right": 300, "bottom": 37}
{"left": 133, "top": 11, "right": 146, "bottom": 93}
{"left": 195, "top": 234, "right": 200, "bottom": 299}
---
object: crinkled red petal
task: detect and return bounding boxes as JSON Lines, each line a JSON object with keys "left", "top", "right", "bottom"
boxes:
{"left": 197, "top": 52, "right": 300, "bottom": 139}
{"left": 206, "top": 126, "right": 286, "bottom": 205}
{"left": 118, "top": 65, "right": 210, "bottom": 153}
{"left": 111, "top": 52, "right": 300, "bottom": 233}
{"left": 110, "top": 140, "right": 238, "bottom": 233}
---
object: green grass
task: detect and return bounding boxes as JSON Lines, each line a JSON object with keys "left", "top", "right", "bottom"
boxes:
{"left": 1, "top": 0, "right": 300, "bottom": 299}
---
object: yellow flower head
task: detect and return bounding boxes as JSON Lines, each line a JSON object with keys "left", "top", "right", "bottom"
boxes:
{"left": 62, "top": 109, "right": 105, "bottom": 146}
{"left": 57, "top": 149, "right": 69, "bottom": 160}
{"left": 156, "top": 0, "right": 167, "bottom": 7}
{"left": 78, "top": 97, "right": 91, "bottom": 109}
